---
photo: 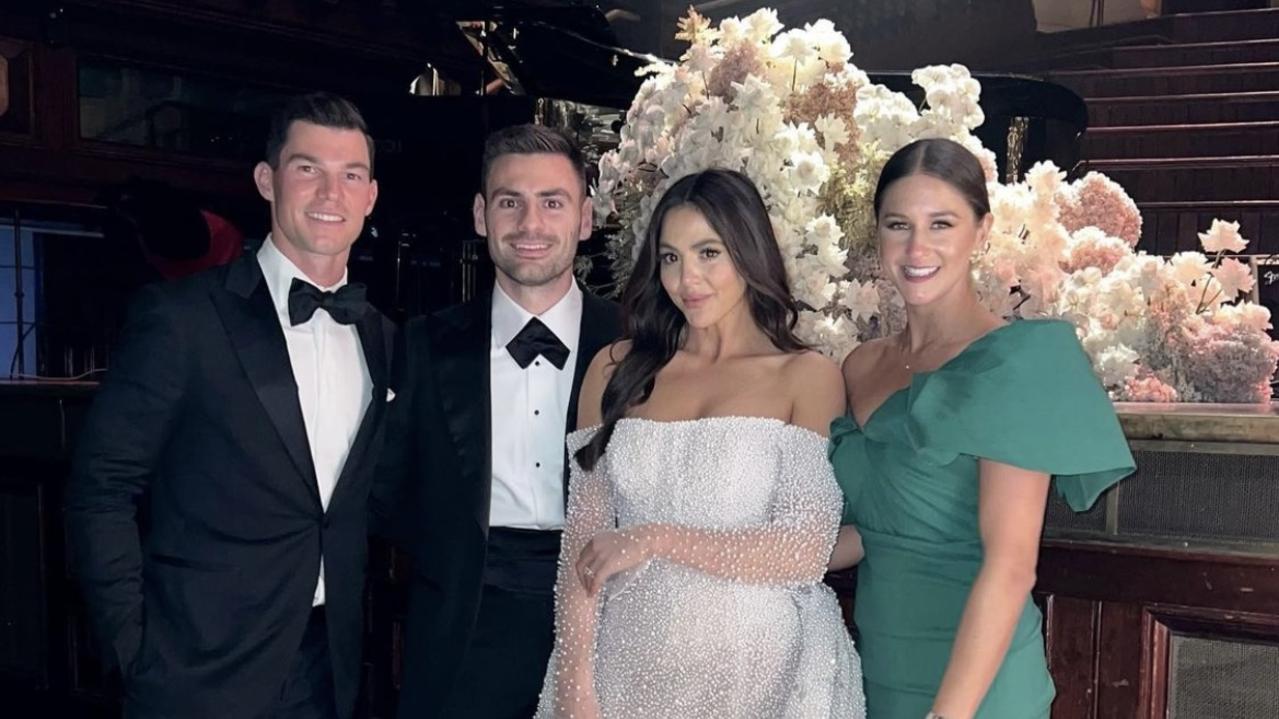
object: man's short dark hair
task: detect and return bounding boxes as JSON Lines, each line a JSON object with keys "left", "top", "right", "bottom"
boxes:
{"left": 480, "top": 124, "right": 587, "bottom": 198}
{"left": 264, "top": 92, "right": 375, "bottom": 174}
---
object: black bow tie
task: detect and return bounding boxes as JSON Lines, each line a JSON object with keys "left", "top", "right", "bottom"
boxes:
{"left": 506, "top": 317, "right": 569, "bottom": 370}
{"left": 287, "top": 278, "right": 369, "bottom": 326}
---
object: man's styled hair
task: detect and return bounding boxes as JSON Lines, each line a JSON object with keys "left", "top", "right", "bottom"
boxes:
{"left": 479, "top": 124, "right": 587, "bottom": 198}
{"left": 264, "top": 92, "right": 375, "bottom": 174}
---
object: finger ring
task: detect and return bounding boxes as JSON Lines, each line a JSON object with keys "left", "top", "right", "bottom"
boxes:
{"left": 583, "top": 566, "right": 595, "bottom": 577}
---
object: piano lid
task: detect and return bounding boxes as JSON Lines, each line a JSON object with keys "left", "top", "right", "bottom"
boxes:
{"left": 415, "top": 3, "right": 1087, "bottom": 172}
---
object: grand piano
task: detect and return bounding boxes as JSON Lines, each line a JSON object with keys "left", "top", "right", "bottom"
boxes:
{"left": 376, "top": 1, "right": 1088, "bottom": 316}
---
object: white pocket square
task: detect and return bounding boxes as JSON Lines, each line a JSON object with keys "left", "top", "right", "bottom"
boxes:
{"left": 386, "top": 388, "right": 397, "bottom": 402}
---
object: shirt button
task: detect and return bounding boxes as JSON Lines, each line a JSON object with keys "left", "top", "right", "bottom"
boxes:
{"left": 535, "top": 462, "right": 541, "bottom": 468}
{"left": 534, "top": 360, "right": 541, "bottom": 367}
{"left": 534, "top": 409, "right": 540, "bottom": 416}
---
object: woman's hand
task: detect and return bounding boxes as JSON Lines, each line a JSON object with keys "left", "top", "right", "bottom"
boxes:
{"left": 575, "top": 527, "right": 659, "bottom": 595}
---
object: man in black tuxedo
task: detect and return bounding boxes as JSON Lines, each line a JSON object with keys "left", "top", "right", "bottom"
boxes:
{"left": 376, "top": 125, "right": 621, "bottom": 718}
{"left": 66, "top": 93, "right": 394, "bottom": 719}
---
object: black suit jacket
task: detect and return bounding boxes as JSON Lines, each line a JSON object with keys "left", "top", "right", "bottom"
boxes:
{"left": 65, "top": 253, "right": 395, "bottom": 719}
{"left": 373, "top": 286, "right": 620, "bottom": 718}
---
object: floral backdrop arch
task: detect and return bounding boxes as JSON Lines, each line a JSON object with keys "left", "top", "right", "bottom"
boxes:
{"left": 588, "top": 9, "right": 1279, "bottom": 404}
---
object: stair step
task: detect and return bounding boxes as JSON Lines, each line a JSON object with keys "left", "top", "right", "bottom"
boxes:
{"left": 1113, "top": 38, "right": 1279, "bottom": 69}
{"left": 1035, "top": 7, "right": 1279, "bottom": 54}
{"left": 1032, "top": 38, "right": 1279, "bottom": 71}
{"left": 1087, "top": 156, "right": 1279, "bottom": 202}
{"left": 1087, "top": 90, "right": 1279, "bottom": 126}
{"left": 1083, "top": 121, "right": 1279, "bottom": 158}
{"left": 1051, "top": 62, "right": 1279, "bottom": 97}
{"left": 1163, "top": 0, "right": 1269, "bottom": 14}
{"left": 1137, "top": 200, "right": 1279, "bottom": 254}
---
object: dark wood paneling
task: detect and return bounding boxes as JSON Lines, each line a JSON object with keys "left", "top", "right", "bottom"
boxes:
{"left": 1038, "top": 540, "right": 1279, "bottom": 719}
{"left": 1093, "top": 602, "right": 1145, "bottom": 719}
{"left": 1040, "top": 542, "right": 1279, "bottom": 616}
{"left": 0, "top": 0, "right": 431, "bottom": 213}
{"left": 1046, "top": 595, "right": 1100, "bottom": 718}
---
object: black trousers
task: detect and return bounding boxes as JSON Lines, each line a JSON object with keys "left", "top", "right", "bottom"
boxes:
{"left": 439, "top": 528, "right": 560, "bottom": 719}
{"left": 271, "top": 606, "right": 339, "bottom": 719}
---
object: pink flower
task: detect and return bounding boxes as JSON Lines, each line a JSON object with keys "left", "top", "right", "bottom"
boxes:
{"left": 1063, "top": 228, "right": 1129, "bottom": 274}
{"left": 1057, "top": 172, "right": 1143, "bottom": 247}
{"left": 1169, "top": 252, "right": 1211, "bottom": 287}
{"left": 1198, "top": 219, "right": 1248, "bottom": 254}
{"left": 1121, "top": 370, "right": 1179, "bottom": 402}
{"left": 1179, "top": 322, "right": 1279, "bottom": 403}
{"left": 1210, "top": 257, "right": 1256, "bottom": 299}
{"left": 1212, "top": 303, "right": 1272, "bottom": 333}
{"left": 706, "top": 43, "right": 764, "bottom": 100}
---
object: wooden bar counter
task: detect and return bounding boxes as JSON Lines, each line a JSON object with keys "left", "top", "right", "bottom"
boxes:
{"left": 3, "top": 382, "right": 1278, "bottom": 717}
{"left": 1038, "top": 403, "right": 1279, "bottom": 719}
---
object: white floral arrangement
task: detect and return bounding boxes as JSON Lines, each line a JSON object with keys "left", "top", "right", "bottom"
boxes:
{"left": 593, "top": 9, "right": 1279, "bottom": 403}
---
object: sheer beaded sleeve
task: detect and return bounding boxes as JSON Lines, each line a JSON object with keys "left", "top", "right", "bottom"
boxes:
{"left": 631, "top": 425, "right": 842, "bottom": 586}
{"left": 543, "top": 427, "right": 615, "bottom": 718}
{"left": 535, "top": 417, "right": 865, "bottom": 719}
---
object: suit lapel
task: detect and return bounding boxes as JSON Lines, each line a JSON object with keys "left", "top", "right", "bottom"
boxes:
{"left": 432, "top": 296, "right": 493, "bottom": 534}
{"left": 567, "top": 289, "right": 623, "bottom": 433}
{"left": 211, "top": 255, "right": 320, "bottom": 505}
{"left": 329, "top": 312, "right": 390, "bottom": 510}
{"left": 564, "top": 290, "right": 622, "bottom": 491}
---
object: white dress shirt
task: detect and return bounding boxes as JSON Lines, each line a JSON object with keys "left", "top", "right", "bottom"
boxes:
{"left": 489, "top": 281, "right": 582, "bottom": 530}
{"left": 257, "top": 237, "right": 371, "bottom": 606}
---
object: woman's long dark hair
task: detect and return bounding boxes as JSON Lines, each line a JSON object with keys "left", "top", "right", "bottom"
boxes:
{"left": 576, "top": 168, "right": 805, "bottom": 470}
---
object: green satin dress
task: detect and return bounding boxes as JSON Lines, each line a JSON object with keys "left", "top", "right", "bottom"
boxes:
{"left": 829, "top": 319, "right": 1135, "bottom": 719}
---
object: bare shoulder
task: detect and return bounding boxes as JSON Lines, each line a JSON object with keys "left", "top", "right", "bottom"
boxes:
{"left": 586, "top": 339, "right": 632, "bottom": 382}
{"left": 841, "top": 336, "right": 890, "bottom": 387}
{"left": 578, "top": 340, "right": 632, "bottom": 428}
{"left": 782, "top": 349, "right": 843, "bottom": 393}
{"left": 783, "top": 350, "right": 846, "bottom": 436}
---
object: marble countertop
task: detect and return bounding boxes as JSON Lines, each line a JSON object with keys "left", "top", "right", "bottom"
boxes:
{"left": 1117, "top": 402, "right": 1279, "bottom": 444}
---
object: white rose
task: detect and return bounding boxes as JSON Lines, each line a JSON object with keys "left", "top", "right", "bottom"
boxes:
{"left": 788, "top": 151, "right": 829, "bottom": 193}
{"left": 840, "top": 279, "right": 880, "bottom": 321}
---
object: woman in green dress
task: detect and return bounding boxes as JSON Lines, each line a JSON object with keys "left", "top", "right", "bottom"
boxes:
{"left": 828, "top": 138, "right": 1135, "bottom": 719}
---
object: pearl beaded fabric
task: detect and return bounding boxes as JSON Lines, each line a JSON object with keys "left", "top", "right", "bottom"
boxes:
{"left": 535, "top": 416, "right": 865, "bottom": 718}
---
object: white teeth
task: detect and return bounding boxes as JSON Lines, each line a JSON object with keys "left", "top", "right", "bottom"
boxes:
{"left": 307, "top": 212, "right": 343, "bottom": 222}
{"left": 902, "top": 266, "right": 939, "bottom": 279}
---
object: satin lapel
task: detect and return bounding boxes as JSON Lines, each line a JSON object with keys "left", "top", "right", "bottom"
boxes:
{"left": 329, "top": 312, "right": 389, "bottom": 510}
{"left": 432, "top": 296, "right": 492, "bottom": 535}
{"left": 211, "top": 256, "right": 320, "bottom": 506}
{"left": 563, "top": 290, "right": 622, "bottom": 494}
{"left": 566, "top": 290, "right": 622, "bottom": 433}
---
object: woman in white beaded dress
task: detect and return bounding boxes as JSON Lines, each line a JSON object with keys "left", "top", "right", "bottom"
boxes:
{"left": 535, "top": 169, "right": 865, "bottom": 719}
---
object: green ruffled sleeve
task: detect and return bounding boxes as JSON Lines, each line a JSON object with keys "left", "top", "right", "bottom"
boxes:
{"left": 828, "top": 415, "right": 862, "bottom": 525}
{"left": 904, "top": 320, "right": 1136, "bottom": 511}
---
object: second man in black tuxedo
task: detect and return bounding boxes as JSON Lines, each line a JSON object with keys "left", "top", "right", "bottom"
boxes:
{"left": 377, "top": 125, "right": 621, "bottom": 718}
{"left": 66, "top": 93, "right": 393, "bottom": 719}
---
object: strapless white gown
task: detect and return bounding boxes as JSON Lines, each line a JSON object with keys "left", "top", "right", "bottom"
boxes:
{"left": 535, "top": 416, "right": 865, "bottom": 718}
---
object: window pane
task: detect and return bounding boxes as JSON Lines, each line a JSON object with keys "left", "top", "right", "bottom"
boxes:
{"left": 78, "top": 57, "right": 283, "bottom": 160}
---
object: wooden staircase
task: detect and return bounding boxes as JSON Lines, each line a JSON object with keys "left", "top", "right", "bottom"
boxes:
{"left": 1022, "top": 7, "right": 1279, "bottom": 255}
